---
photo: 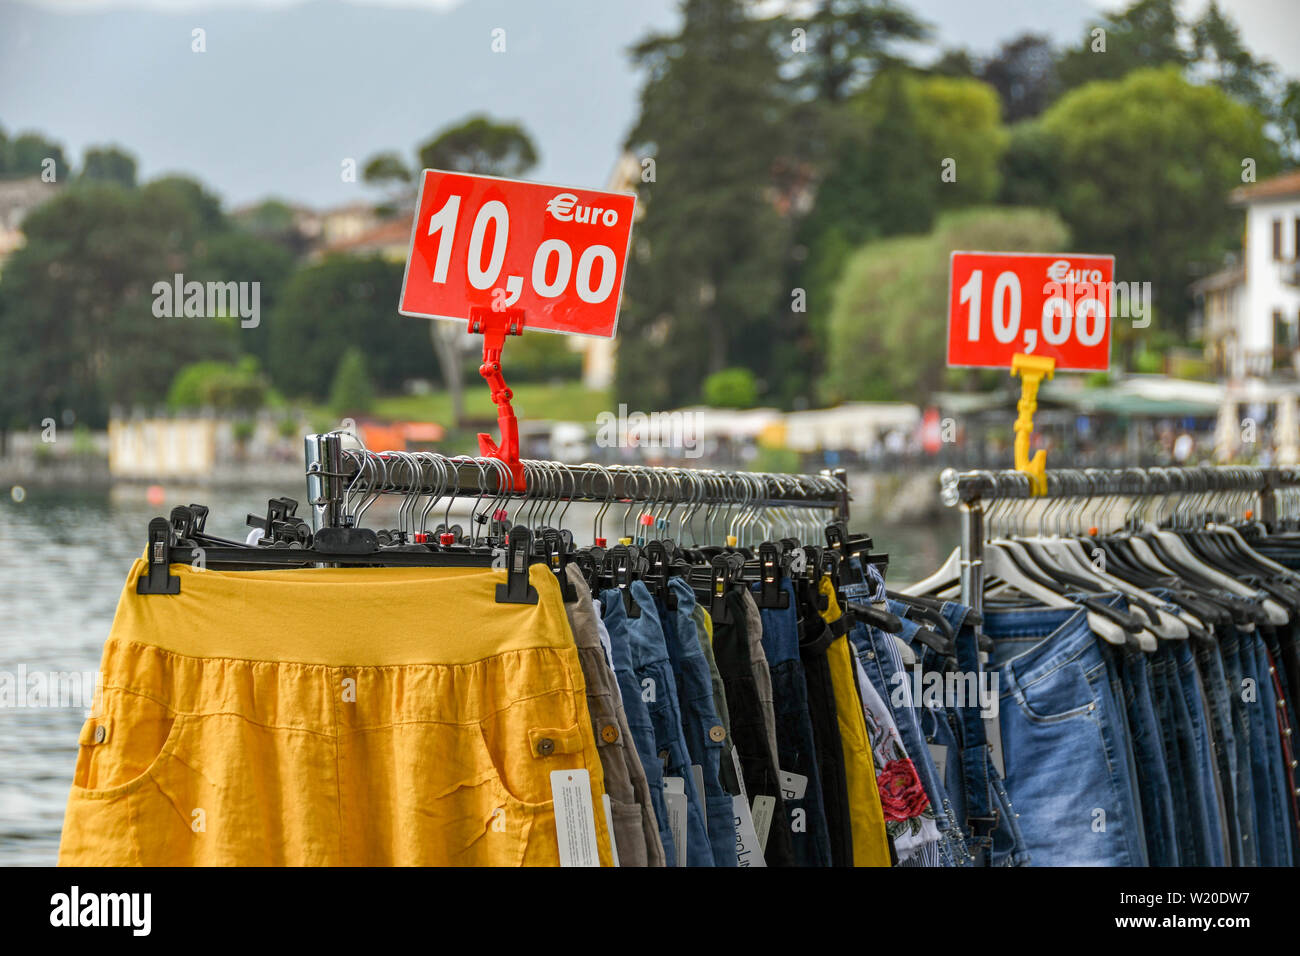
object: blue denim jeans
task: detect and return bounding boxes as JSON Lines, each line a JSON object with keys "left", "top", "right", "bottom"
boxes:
{"left": 1172, "top": 640, "right": 1228, "bottom": 866}
{"left": 983, "top": 602, "right": 1148, "bottom": 866}
{"left": 1117, "top": 645, "right": 1180, "bottom": 866}
{"left": 1242, "top": 630, "right": 1294, "bottom": 867}
{"left": 1149, "top": 644, "right": 1224, "bottom": 866}
{"left": 1218, "top": 628, "right": 1260, "bottom": 866}
{"left": 885, "top": 605, "right": 973, "bottom": 866}
{"left": 658, "top": 578, "right": 737, "bottom": 867}
{"left": 1194, "top": 639, "right": 1244, "bottom": 866}
{"left": 854, "top": 611, "right": 1027, "bottom": 866}
{"left": 619, "top": 581, "right": 714, "bottom": 867}
{"left": 602, "top": 589, "right": 678, "bottom": 865}
{"left": 753, "top": 579, "right": 834, "bottom": 867}
{"left": 1260, "top": 626, "right": 1300, "bottom": 863}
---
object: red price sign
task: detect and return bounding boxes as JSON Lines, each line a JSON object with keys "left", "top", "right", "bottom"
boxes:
{"left": 399, "top": 170, "right": 637, "bottom": 338}
{"left": 946, "top": 251, "right": 1115, "bottom": 371}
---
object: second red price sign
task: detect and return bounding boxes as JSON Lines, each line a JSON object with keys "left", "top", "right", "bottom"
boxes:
{"left": 946, "top": 251, "right": 1115, "bottom": 372}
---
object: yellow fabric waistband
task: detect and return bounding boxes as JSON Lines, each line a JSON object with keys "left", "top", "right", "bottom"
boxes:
{"left": 114, "top": 559, "right": 573, "bottom": 667}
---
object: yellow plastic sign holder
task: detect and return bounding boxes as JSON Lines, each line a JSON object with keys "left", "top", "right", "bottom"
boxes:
{"left": 1009, "top": 353, "right": 1055, "bottom": 496}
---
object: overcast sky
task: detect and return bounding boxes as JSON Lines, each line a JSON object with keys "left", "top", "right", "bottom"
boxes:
{"left": 0, "top": 0, "right": 1295, "bottom": 209}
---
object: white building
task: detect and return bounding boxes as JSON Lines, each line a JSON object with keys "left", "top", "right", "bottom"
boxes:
{"left": 1196, "top": 171, "right": 1300, "bottom": 380}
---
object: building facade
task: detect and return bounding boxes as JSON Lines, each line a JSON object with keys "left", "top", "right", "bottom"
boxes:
{"left": 1198, "top": 171, "right": 1300, "bottom": 380}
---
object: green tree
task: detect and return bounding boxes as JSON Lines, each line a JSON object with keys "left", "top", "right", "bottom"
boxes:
{"left": 1058, "top": 0, "right": 1188, "bottom": 90}
{"left": 0, "top": 182, "right": 237, "bottom": 430}
{"left": 195, "top": 231, "right": 295, "bottom": 370}
{"left": 230, "top": 198, "right": 315, "bottom": 258}
{"left": 929, "top": 49, "right": 977, "bottom": 78}
{"left": 493, "top": 332, "right": 582, "bottom": 384}
{"left": 330, "top": 347, "right": 375, "bottom": 416}
{"left": 787, "top": 0, "right": 931, "bottom": 103}
{"left": 824, "top": 207, "right": 1070, "bottom": 403}
{"left": 1281, "top": 79, "right": 1300, "bottom": 162}
{"left": 979, "top": 34, "right": 1060, "bottom": 121}
{"left": 79, "top": 145, "right": 138, "bottom": 188}
{"left": 618, "top": 0, "right": 793, "bottom": 411}
{"left": 996, "top": 120, "right": 1059, "bottom": 207}
{"left": 267, "top": 254, "right": 429, "bottom": 403}
{"left": 142, "top": 175, "right": 226, "bottom": 236}
{"left": 362, "top": 151, "right": 412, "bottom": 186}
{"left": 1191, "top": 1, "right": 1275, "bottom": 114}
{"left": 1040, "top": 67, "right": 1280, "bottom": 339}
{"left": 167, "top": 356, "right": 270, "bottom": 412}
{"left": 908, "top": 73, "right": 1007, "bottom": 209}
{"left": 0, "top": 129, "right": 69, "bottom": 180}
{"left": 703, "top": 368, "right": 758, "bottom": 408}
{"left": 362, "top": 151, "right": 414, "bottom": 216}
{"left": 796, "top": 70, "right": 1005, "bottom": 350}
{"left": 417, "top": 116, "right": 538, "bottom": 177}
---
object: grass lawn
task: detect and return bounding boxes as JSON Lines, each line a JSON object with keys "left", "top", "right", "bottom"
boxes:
{"left": 346, "top": 382, "right": 612, "bottom": 427}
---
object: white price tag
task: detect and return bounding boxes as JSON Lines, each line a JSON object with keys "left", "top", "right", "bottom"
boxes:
{"left": 691, "top": 764, "right": 707, "bottom": 833}
{"left": 928, "top": 743, "right": 949, "bottom": 781}
{"left": 732, "top": 795, "right": 767, "bottom": 867}
{"left": 664, "top": 776, "right": 688, "bottom": 867}
{"left": 550, "top": 769, "right": 600, "bottom": 867}
{"left": 751, "top": 795, "right": 776, "bottom": 852}
{"left": 602, "top": 792, "right": 619, "bottom": 868}
{"left": 778, "top": 770, "right": 808, "bottom": 802}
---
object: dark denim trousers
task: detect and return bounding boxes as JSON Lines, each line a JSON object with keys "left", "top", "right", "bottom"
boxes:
{"left": 753, "top": 579, "right": 834, "bottom": 867}
{"left": 602, "top": 589, "right": 678, "bottom": 865}
{"left": 657, "top": 578, "right": 737, "bottom": 867}
{"left": 620, "top": 581, "right": 714, "bottom": 867}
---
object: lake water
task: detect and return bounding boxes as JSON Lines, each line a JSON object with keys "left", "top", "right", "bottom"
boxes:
{"left": 0, "top": 480, "right": 958, "bottom": 865}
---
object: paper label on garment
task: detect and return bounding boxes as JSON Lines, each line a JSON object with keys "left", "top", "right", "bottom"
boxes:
{"left": 751, "top": 794, "right": 776, "bottom": 852}
{"left": 928, "top": 743, "right": 948, "bottom": 781}
{"left": 778, "top": 769, "right": 808, "bottom": 802}
{"left": 550, "top": 769, "right": 600, "bottom": 867}
{"left": 664, "top": 776, "right": 688, "bottom": 866}
{"left": 602, "top": 792, "right": 620, "bottom": 868}
{"left": 732, "top": 795, "right": 767, "bottom": 867}
{"left": 691, "top": 764, "right": 707, "bottom": 833}
{"left": 730, "top": 746, "right": 749, "bottom": 800}
{"left": 984, "top": 712, "right": 1006, "bottom": 779}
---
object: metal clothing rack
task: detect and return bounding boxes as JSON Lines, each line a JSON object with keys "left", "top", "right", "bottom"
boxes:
{"left": 938, "top": 464, "right": 1300, "bottom": 629}
{"left": 303, "top": 432, "right": 851, "bottom": 535}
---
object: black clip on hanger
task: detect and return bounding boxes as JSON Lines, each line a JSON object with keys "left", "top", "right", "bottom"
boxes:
{"left": 184, "top": 503, "right": 210, "bottom": 535}
{"left": 169, "top": 505, "right": 199, "bottom": 542}
{"left": 756, "top": 541, "right": 790, "bottom": 609}
{"left": 496, "top": 525, "right": 539, "bottom": 605}
{"left": 247, "top": 497, "right": 297, "bottom": 541}
{"left": 539, "top": 527, "right": 576, "bottom": 601}
{"left": 138, "top": 516, "right": 180, "bottom": 595}
{"left": 708, "top": 554, "right": 736, "bottom": 625}
{"left": 644, "top": 540, "right": 677, "bottom": 610}
{"left": 607, "top": 544, "right": 640, "bottom": 618}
